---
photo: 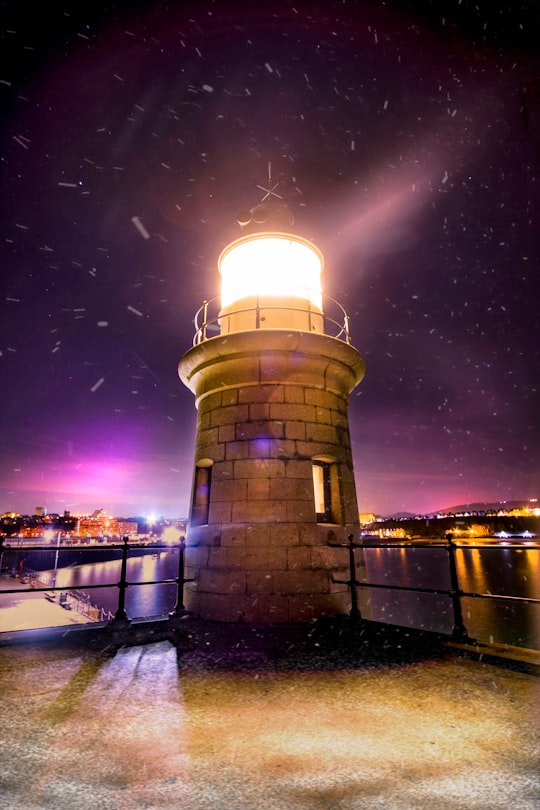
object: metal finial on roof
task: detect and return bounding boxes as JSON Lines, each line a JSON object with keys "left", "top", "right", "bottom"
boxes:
{"left": 236, "top": 162, "right": 294, "bottom": 230}
{"left": 255, "top": 161, "right": 283, "bottom": 202}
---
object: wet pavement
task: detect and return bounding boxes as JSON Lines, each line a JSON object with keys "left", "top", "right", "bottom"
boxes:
{"left": 0, "top": 617, "right": 538, "bottom": 809}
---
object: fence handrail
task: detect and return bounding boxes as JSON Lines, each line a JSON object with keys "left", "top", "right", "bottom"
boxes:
{"left": 331, "top": 576, "right": 540, "bottom": 606}
{"left": 0, "top": 541, "right": 152, "bottom": 551}
{"left": 333, "top": 540, "right": 540, "bottom": 550}
{"left": 0, "top": 579, "right": 181, "bottom": 597}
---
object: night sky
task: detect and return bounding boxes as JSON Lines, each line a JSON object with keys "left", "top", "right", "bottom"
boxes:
{"left": 1, "top": 0, "right": 538, "bottom": 519}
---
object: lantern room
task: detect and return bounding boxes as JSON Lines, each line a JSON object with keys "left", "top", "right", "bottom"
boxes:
{"left": 218, "top": 229, "right": 324, "bottom": 334}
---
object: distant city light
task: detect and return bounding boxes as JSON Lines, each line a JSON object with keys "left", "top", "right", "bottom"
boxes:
{"left": 162, "top": 526, "right": 180, "bottom": 544}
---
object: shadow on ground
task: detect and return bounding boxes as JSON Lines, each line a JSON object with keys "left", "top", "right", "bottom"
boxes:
{"left": 1, "top": 615, "right": 453, "bottom": 670}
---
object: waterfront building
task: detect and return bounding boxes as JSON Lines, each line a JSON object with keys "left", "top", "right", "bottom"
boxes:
{"left": 75, "top": 510, "right": 138, "bottom": 540}
{"left": 178, "top": 185, "right": 365, "bottom": 622}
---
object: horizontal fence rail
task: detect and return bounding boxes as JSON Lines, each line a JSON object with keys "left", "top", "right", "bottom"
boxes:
{"left": 330, "top": 536, "right": 540, "bottom": 647}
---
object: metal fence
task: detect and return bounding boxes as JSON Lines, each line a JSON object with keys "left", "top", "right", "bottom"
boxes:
{"left": 0, "top": 536, "right": 192, "bottom": 627}
{"left": 331, "top": 535, "right": 540, "bottom": 647}
{"left": 1, "top": 535, "right": 538, "bottom": 651}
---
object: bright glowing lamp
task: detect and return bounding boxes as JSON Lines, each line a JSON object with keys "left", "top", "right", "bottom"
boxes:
{"left": 218, "top": 233, "right": 325, "bottom": 334}
{"left": 162, "top": 526, "right": 179, "bottom": 544}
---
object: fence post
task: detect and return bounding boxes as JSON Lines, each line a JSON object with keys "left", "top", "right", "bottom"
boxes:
{"left": 170, "top": 536, "right": 195, "bottom": 619}
{"left": 347, "top": 534, "right": 361, "bottom": 622}
{"left": 445, "top": 533, "right": 473, "bottom": 642}
{"left": 114, "top": 536, "right": 129, "bottom": 622}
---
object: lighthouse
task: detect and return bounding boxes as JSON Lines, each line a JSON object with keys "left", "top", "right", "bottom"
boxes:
{"left": 178, "top": 184, "right": 365, "bottom": 623}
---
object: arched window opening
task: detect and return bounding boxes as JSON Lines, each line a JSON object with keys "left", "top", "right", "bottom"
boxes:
{"left": 312, "top": 458, "right": 341, "bottom": 524}
{"left": 191, "top": 460, "right": 213, "bottom": 526}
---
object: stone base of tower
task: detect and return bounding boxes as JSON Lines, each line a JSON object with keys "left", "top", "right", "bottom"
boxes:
{"left": 186, "top": 591, "right": 352, "bottom": 624}
{"left": 184, "top": 522, "right": 355, "bottom": 623}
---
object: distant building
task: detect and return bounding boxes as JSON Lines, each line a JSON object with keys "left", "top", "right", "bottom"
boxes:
{"left": 75, "top": 510, "right": 137, "bottom": 539}
{"left": 363, "top": 512, "right": 538, "bottom": 540}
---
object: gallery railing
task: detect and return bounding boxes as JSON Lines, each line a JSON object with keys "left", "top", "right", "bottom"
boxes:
{"left": 192, "top": 292, "right": 352, "bottom": 345}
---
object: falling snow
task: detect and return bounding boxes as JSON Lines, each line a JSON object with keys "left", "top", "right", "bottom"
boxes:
{"left": 131, "top": 216, "right": 151, "bottom": 239}
{"left": 0, "top": 0, "right": 537, "bottom": 517}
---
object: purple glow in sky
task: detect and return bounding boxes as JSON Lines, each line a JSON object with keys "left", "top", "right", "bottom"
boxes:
{"left": 1, "top": 1, "right": 538, "bottom": 518}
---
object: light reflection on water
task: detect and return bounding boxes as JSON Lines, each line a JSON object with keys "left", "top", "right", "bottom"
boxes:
{"left": 358, "top": 544, "right": 539, "bottom": 649}
{"left": 45, "top": 550, "right": 179, "bottom": 619}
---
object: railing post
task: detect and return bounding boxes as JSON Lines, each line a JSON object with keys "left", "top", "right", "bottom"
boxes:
{"left": 347, "top": 534, "right": 361, "bottom": 622}
{"left": 344, "top": 312, "right": 351, "bottom": 343}
{"left": 114, "top": 535, "right": 129, "bottom": 622}
{"left": 169, "top": 536, "right": 195, "bottom": 620}
{"left": 170, "top": 536, "right": 188, "bottom": 617}
{"left": 307, "top": 300, "right": 313, "bottom": 333}
{"left": 201, "top": 299, "right": 208, "bottom": 342}
{"left": 445, "top": 533, "right": 473, "bottom": 642}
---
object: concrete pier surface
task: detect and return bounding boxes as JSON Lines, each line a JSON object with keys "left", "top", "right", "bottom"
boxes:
{"left": 0, "top": 586, "right": 94, "bottom": 632}
{"left": 0, "top": 619, "right": 538, "bottom": 810}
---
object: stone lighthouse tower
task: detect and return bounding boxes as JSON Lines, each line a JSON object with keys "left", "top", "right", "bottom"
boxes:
{"left": 179, "top": 184, "right": 365, "bottom": 623}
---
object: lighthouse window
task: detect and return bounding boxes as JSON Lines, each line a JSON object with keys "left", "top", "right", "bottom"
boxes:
{"left": 312, "top": 460, "right": 334, "bottom": 523}
{"left": 191, "top": 463, "right": 212, "bottom": 526}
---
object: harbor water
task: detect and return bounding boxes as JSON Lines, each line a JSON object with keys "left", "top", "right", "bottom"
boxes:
{"left": 357, "top": 543, "right": 539, "bottom": 649}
